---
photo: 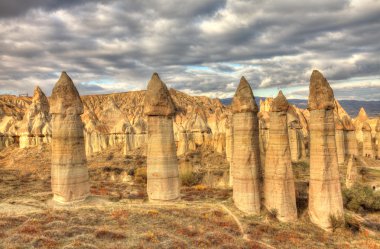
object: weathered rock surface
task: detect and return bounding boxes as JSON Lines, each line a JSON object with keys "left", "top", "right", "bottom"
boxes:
{"left": 335, "top": 117, "right": 345, "bottom": 165}
{"left": 307, "top": 70, "right": 344, "bottom": 230}
{"left": 50, "top": 72, "right": 90, "bottom": 203}
{"left": 264, "top": 91, "right": 297, "bottom": 222}
{"left": 19, "top": 87, "right": 51, "bottom": 148}
{"left": 376, "top": 118, "right": 380, "bottom": 159}
{"left": 345, "top": 155, "right": 357, "bottom": 188}
{"left": 362, "top": 122, "right": 374, "bottom": 158}
{"left": 231, "top": 77, "right": 261, "bottom": 214}
{"left": 144, "top": 73, "right": 179, "bottom": 201}
{"left": 342, "top": 115, "right": 358, "bottom": 157}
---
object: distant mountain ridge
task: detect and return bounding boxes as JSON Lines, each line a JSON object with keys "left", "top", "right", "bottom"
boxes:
{"left": 221, "top": 97, "right": 380, "bottom": 118}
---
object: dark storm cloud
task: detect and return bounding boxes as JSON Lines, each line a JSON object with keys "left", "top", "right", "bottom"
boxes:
{"left": 0, "top": 0, "right": 379, "bottom": 99}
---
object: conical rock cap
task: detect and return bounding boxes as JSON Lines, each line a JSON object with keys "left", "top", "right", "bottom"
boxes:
{"left": 362, "top": 122, "right": 371, "bottom": 132}
{"left": 335, "top": 117, "right": 344, "bottom": 130}
{"left": 144, "top": 72, "right": 176, "bottom": 116}
{"left": 32, "top": 86, "right": 49, "bottom": 113}
{"left": 232, "top": 76, "right": 258, "bottom": 113}
{"left": 357, "top": 107, "right": 368, "bottom": 122}
{"left": 308, "top": 70, "right": 335, "bottom": 110}
{"left": 50, "top": 72, "right": 83, "bottom": 115}
{"left": 270, "top": 90, "right": 289, "bottom": 112}
{"left": 376, "top": 118, "right": 380, "bottom": 132}
{"left": 342, "top": 115, "right": 355, "bottom": 131}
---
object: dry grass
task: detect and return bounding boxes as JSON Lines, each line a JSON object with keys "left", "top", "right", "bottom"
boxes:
{"left": 0, "top": 144, "right": 379, "bottom": 248}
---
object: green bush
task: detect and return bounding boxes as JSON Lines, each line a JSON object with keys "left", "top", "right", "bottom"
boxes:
{"left": 329, "top": 214, "right": 345, "bottom": 231}
{"left": 342, "top": 183, "right": 380, "bottom": 212}
{"left": 268, "top": 208, "right": 278, "bottom": 220}
{"left": 135, "top": 167, "right": 147, "bottom": 183}
{"left": 180, "top": 172, "right": 202, "bottom": 187}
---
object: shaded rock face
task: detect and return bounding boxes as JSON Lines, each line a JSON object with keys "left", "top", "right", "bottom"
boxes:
{"left": 264, "top": 92, "right": 297, "bottom": 222}
{"left": 231, "top": 77, "right": 261, "bottom": 214}
{"left": 50, "top": 72, "right": 90, "bottom": 203}
{"left": 19, "top": 86, "right": 51, "bottom": 148}
{"left": 308, "top": 70, "right": 344, "bottom": 230}
{"left": 144, "top": 73, "right": 179, "bottom": 201}
{"left": 335, "top": 118, "right": 345, "bottom": 165}
{"left": 362, "top": 122, "right": 374, "bottom": 158}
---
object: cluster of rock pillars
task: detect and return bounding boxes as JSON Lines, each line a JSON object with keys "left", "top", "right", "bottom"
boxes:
{"left": 38, "top": 69, "right": 368, "bottom": 231}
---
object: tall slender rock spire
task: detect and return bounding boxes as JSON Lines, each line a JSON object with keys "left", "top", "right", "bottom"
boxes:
{"left": 19, "top": 86, "right": 51, "bottom": 148}
{"left": 308, "top": 70, "right": 344, "bottom": 230}
{"left": 376, "top": 118, "right": 380, "bottom": 159}
{"left": 50, "top": 72, "right": 90, "bottom": 203}
{"left": 231, "top": 76, "right": 261, "bottom": 214}
{"left": 335, "top": 117, "right": 346, "bottom": 165}
{"left": 342, "top": 115, "right": 358, "bottom": 157}
{"left": 264, "top": 91, "right": 297, "bottom": 222}
{"left": 144, "top": 72, "right": 179, "bottom": 201}
{"left": 362, "top": 122, "right": 374, "bottom": 158}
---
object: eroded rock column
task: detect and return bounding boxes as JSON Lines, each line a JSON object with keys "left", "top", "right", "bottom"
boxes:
{"left": 335, "top": 118, "right": 346, "bottom": 165}
{"left": 308, "top": 70, "right": 344, "bottom": 230}
{"left": 144, "top": 73, "right": 179, "bottom": 201}
{"left": 50, "top": 72, "right": 90, "bottom": 203}
{"left": 231, "top": 76, "right": 261, "bottom": 214}
{"left": 376, "top": 119, "right": 380, "bottom": 159}
{"left": 342, "top": 115, "right": 358, "bottom": 157}
{"left": 362, "top": 122, "right": 374, "bottom": 158}
{"left": 264, "top": 91, "right": 297, "bottom": 221}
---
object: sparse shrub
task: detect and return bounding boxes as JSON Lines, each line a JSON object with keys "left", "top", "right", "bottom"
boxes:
{"left": 127, "top": 168, "right": 135, "bottom": 176}
{"left": 180, "top": 172, "right": 202, "bottom": 186}
{"left": 329, "top": 214, "right": 345, "bottom": 232}
{"left": 344, "top": 214, "right": 361, "bottom": 233}
{"left": 342, "top": 183, "right": 380, "bottom": 212}
{"left": 106, "top": 153, "right": 114, "bottom": 161}
{"left": 135, "top": 167, "right": 147, "bottom": 183}
{"left": 95, "top": 229, "right": 126, "bottom": 240}
{"left": 268, "top": 208, "right": 278, "bottom": 220}
{"left": 292, "top": 161, "right": 309, "bottom": 169}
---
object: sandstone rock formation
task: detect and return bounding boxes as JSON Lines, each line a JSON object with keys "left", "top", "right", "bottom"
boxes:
{"left": 50, "top": 72, "right": 90, "bottom": 203}
{"left": 353, "top": 107, "right": 369, "bottom": 143}
{"left": 264, "top": 91, "right": 297, "bottom": 222}
{"left": 231, "top": 76, "right": 261, "bottom": 214}
{"left": 19, "top": 86, "right": 51, "bottom": 148}
{"left": 345, "top": 155, "right": 357, "bottom": 189}
{"left": 342, "top": 115, "right": 358, "bottom": 157}
{"left": 362, "top": 122, "right": 374, "bottom": 158}
{"left": 376, "top": 118, "right": 380, "bottom": 159}
{"left": 308, "top": 70, "right": 344, "bottom": 230}
{"left": 144, "top": 73, "right": 179, "bottom": 201}
{"left": 335, "top": 117, "right": 345, "bottom": 165}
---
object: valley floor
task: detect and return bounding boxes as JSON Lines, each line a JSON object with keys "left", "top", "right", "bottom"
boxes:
{"left": 0, "top": 144, "right": 379, "bottom": 249}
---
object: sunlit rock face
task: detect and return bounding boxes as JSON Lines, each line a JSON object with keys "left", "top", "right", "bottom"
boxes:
{"left": 362, "top": 122, "right": 374, "bottom": 158}
{"left": 263, "top": 91, "right": 297, "bottom": 222}
{"left": 342, "top": 115, "right": 358, "bottom": 158}
{"left": 144, "top": 73, "right": 179, "bottom": 201}
{"left": 307, "top": 70, "right": 344, "bottom": 231}
{"left": 50, "top": 72, "right": 90, "bottom": 203}
{"left": 19, "top": 86, "right": 51, "bottom": 148}
{"left": 376, "top": 118, "right": 380, "bottom": 159}
{"left": 231, "top": 77, "right": 261, "bottom": 214}
{"left": 345, "top": 155, "right": 357, "bottom": 189}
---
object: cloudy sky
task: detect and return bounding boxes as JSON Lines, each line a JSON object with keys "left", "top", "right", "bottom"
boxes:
{"left": 0, "top": 0, "right": 380, "bottom": 100}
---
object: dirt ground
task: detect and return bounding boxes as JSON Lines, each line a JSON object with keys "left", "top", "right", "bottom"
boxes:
{"left": 0, "top": 144, "right": 379, "bottom": 249}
